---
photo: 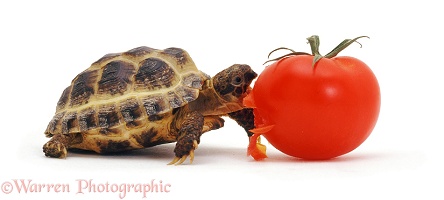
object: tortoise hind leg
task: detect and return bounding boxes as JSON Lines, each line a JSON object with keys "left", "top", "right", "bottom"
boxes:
{"left": 43, "top": 134, "right": 72, "bottom": 158}
{"left": 168, "top": 111, "right": 204, "bottom": 165}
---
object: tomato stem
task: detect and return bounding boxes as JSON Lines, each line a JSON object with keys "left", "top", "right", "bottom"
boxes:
{"left": 263, "top": 50, "right": 310, "bottom": 65}
{"left": 324, "top": 36, "right": 369, "bottom": 58}
{"left": 267, "top": 47, "right": 296, "bottom": 59}
{"left": 306, "top": 35, "right": 324, "bottom": 68}
{"left": 264, "top": 35, "right": 369, "bottom": 67}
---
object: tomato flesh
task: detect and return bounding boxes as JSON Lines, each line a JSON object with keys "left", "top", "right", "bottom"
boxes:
{"left": 247, "top": 55, "right": 380, "bottom": 160}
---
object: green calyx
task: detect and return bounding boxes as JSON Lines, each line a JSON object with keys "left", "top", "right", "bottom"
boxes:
{"left": 264, "top": 35, "right": 369, "bottom": 67}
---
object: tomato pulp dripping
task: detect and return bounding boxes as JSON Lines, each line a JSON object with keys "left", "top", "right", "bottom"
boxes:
{"left": 243, "top": 90, "right": 274, "bottom": 160}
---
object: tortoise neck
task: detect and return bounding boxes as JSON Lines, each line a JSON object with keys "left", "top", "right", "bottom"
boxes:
{"left": 187, "top": 79, "right": 243, "bottom": 116}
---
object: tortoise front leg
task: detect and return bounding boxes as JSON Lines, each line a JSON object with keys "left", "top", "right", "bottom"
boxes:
{"left": 228, "top": 108, "right": 255, "bottom": 137}
{"left": 202, "top": 116, "right": 225, "bottom": 133}
{"left": 168, "top": 111, "right": 204, "bottom": 165}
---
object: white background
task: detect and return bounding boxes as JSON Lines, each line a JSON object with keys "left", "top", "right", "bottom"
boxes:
{"left": 1, "top": 0, "right": 443, "bottom": 199}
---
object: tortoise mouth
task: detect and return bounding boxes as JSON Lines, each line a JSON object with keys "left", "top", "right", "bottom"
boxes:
{"left": 238, "top": 86, "right": 253, "bottom": 104}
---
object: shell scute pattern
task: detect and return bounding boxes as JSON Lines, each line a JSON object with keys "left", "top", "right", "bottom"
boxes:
{"left": 45, "top": 46, "right": 205, "bottom": 142}
{"left": 167, "top": 91, "right": 183, "bottom": 108}
{"left": 134, "top": 57, "right": 179, "bottom": 91}
{"left": 131, "top": 127, "right": 161, "bottom": 148}
{"left": 46, "top": 112, "right": 64, "bottom": 136}
{"left": 78, "top": 108, "right": 96, "bottom": 132}
{"left": 123, "top": 46, "right": 156, "bottom": 57}
{"left": 92, "top": 53, "right": 121, "bottom": 66}
{"left": 96, "top": 139, "right": 132, "bottom": 153}
{"left": 161, "top": 47, "right": 188, "bottom": 65}
{"left": 98, "top": 105, "right": 120, "bottom": 132}
{"left": 141, "top": 95, "right": 169, "bottom": 116}
{"left": 119, "top": 98, "right": 143, "bottom": 128}
{"left": 61, "top": 112, "right": 78, "bottom": 134}
{"left": 98, "top": 60, "right": 135, "bottom": 95}
{"left": 70, "top": 70, "right": 99, "bottom": 106}
{"left": 57, "top": 86, "right": 71, "bottom": 111}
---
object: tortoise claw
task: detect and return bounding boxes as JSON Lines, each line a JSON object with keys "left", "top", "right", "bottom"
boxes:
{"left": 193, "top": 140, "right": 198, "bottom": 150}
{"left": 168, "top": 140, "right": 198, "bottom": 165}
{"left": 167, "top": 157, "right": 181, "bottom": 165}
{"left": 176, "top": 155, "right": 188, "bottom": 165}
{"left": 167, "top": 149, "right": 195, "bottom": 165}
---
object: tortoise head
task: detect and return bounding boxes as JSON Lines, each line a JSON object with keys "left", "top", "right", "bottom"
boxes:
{"left": 212, "top": 64, "right": 257, "bottom": 105}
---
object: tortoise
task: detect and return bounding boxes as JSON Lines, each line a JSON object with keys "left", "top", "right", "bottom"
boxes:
{"left": 43, "top": 46, "right": 257, "bottom": 165}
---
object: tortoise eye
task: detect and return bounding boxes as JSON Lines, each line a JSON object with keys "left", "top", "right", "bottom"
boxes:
{"left": 232, "top": 76, "right": 243, "bottom": 85}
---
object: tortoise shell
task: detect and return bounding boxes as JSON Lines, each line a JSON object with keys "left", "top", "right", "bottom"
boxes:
{"left": 44, "top": 46, "right": 206, "bottom": 153}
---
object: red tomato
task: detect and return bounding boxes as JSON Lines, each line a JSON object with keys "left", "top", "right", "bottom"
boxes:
{"left": 245, "top": 36, "right": 380, "bottom": 160}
